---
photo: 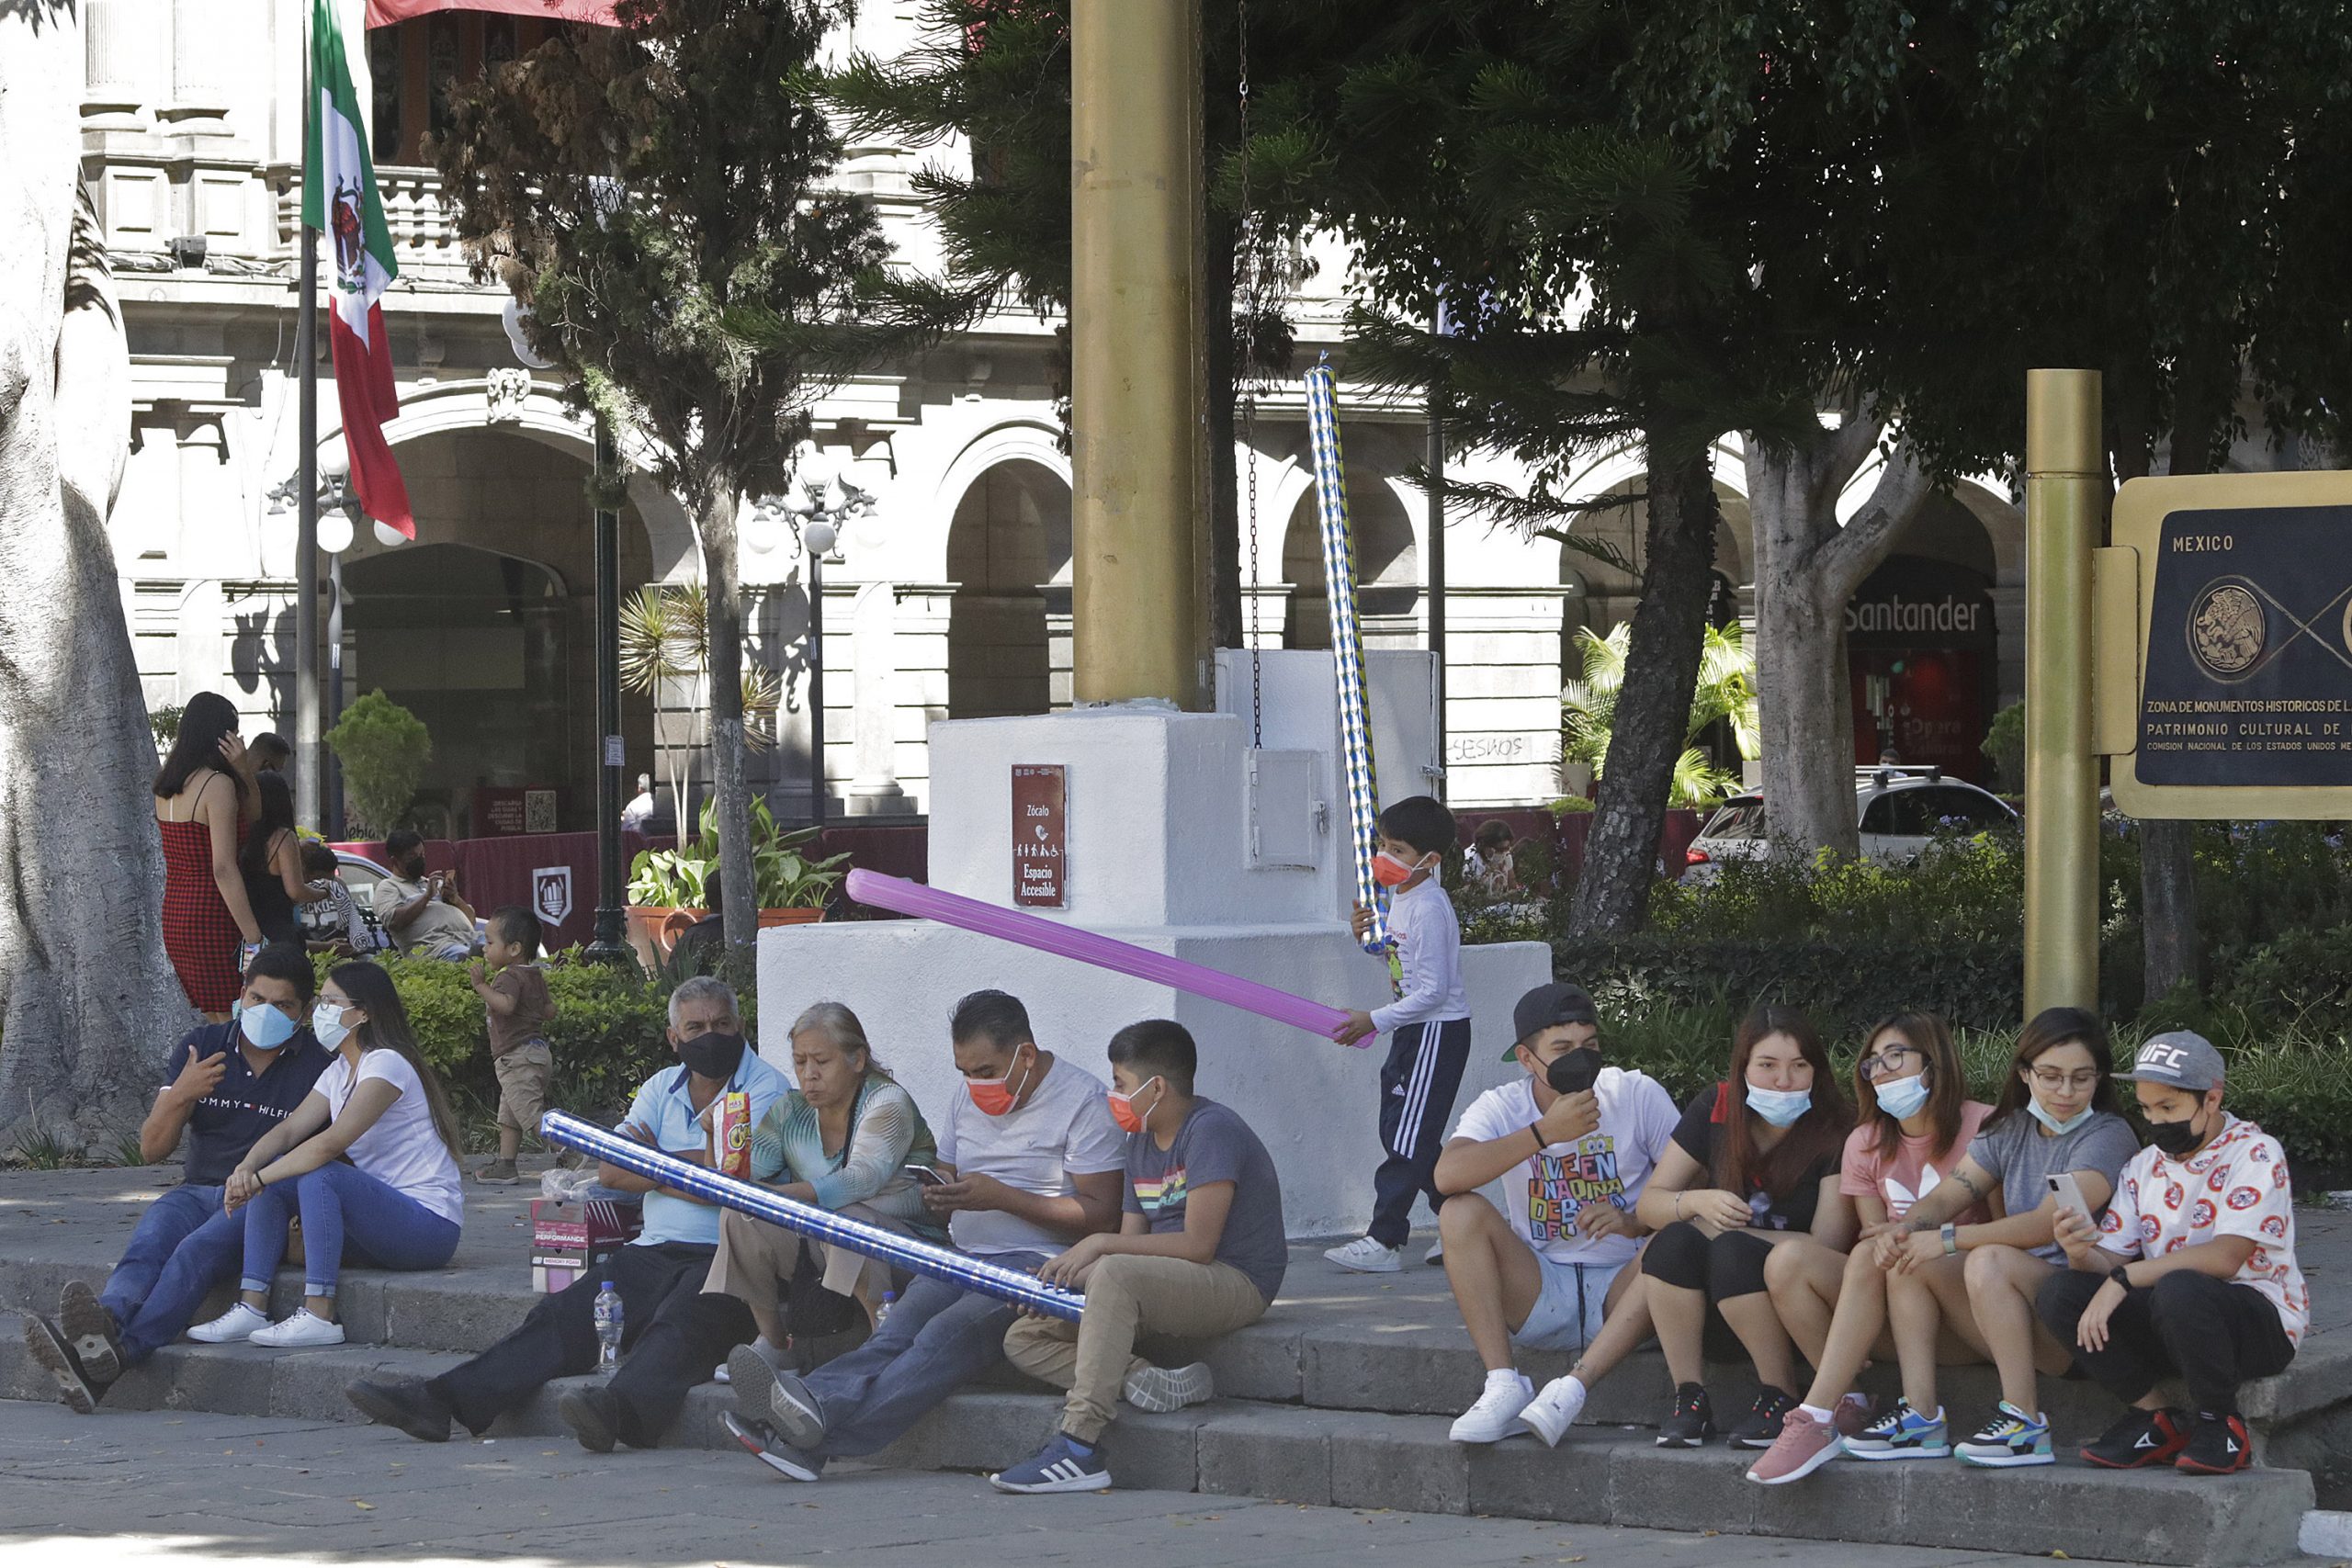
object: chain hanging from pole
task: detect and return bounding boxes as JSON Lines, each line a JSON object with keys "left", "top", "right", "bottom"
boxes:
{"left": 1236, "top": 0, "right": 1263, "bottom": 747}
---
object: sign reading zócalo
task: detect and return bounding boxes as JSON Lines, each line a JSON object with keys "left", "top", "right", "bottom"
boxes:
{"left": 2109, "top": 472, "right": 2352, "bottom": 818}
{"left": 1011, "top": 764, "right": 1068, "bottom": 908}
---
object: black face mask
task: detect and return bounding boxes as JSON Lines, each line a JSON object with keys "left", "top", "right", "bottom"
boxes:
{"left": 1546, "top": 1047, "right": 1601, "bottom": 1097}
{"left": 2146, "top": 1110, "right": 2208, "bottom": 1158}
{"left": 681, "top": 1030, "right": 748, "bottom": 1083}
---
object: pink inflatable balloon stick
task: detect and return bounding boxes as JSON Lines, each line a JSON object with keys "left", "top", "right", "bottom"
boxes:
{"left": 844, "top": 869, "right": 1363, "bottom": 1044}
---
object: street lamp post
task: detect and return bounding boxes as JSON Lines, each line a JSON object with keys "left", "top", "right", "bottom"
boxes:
{"left": 269, "top": 447, "right": 386, "bottom": 836}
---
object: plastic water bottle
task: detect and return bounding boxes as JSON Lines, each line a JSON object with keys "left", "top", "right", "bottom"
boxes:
{"left": 593, "top": 1280, "right": 623, "bottom": 1374}
{"left": 875, "top": 1291, "right": 896, "bottom": 1329}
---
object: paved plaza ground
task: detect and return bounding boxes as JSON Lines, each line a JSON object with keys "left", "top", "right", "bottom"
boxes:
{"left": 0, "top": 1400, "right": 2288, "bottom": 1568}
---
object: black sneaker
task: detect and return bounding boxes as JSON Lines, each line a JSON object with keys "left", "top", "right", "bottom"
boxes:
{"left": 22, "top": 1314, "right": 98, "bottom": 1415}
{"left": 1728, "top": 1387, "right": 1798, "bottom": 1450}
{"left": 2080, "top": 1407, "right": 2189, "bottom": 1469}
{"left": 2177, "top": 1410, "right": 2252, "bottom": 1475}
{"left": 1657, "top": 1382, "right": 1717, "bottom": 1448}
{"left": 345, "top": 1376, "right": 457, "bottom": 1442}
{"left": 558, "top": 1386, "right": 624, "bottom": 1454}
{"left": 58, "top": 1280, "right": 123, "bottom": 1387}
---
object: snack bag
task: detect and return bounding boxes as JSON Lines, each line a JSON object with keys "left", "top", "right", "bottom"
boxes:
{"left": 715, "top": 1090, "right": 752, "bottom": 1179}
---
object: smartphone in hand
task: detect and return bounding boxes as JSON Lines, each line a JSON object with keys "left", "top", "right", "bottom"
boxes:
{"left": 2046, "top": 1170, "right": 2094, "bottom": 1227}
{"left": 906, "top": 1163, "right": 948, "bottom": 1187}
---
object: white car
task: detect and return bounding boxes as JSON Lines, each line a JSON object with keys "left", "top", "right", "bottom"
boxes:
{"left": 1680, "top": 767, "right": 2018, "bottom": 883}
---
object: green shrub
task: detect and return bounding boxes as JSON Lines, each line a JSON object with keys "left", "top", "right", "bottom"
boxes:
{"left": 312, "top": 950, "right": 758, "bottom": 1132}
{"left": 326, "top": 691, "right": 432, "bottom": 837}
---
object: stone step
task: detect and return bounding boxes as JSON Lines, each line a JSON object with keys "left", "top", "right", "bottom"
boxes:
{"left": 0, "top": 1320, "right": 2309, "bottom": 1567}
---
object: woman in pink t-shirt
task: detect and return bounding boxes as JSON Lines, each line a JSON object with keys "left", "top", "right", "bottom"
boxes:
{"left": 1746, "top": 1011, "right": 1993, "bottom": 1483}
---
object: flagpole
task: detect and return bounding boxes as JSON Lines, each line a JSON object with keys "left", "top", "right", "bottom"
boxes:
{"left": 294, "top": 2, "right": 322, "bottom": 832}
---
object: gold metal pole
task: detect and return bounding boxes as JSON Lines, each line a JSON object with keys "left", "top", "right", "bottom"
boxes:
{"left": 2023, "top": 369, "right": 2104, "bottom": 1019}
{"left": 1069, "top": 0, "right": 1209, "bottom": 707}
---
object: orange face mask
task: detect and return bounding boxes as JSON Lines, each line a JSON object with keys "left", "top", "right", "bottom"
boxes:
{"left": 1371, "top": 851, "right": 1424, "bottom": 888}
{"left": 966, "top": 1052, "right": 1033, "bottom": 1118}
{"left": 1106, "top": 1077, "right": 1162, "bottom": 1134}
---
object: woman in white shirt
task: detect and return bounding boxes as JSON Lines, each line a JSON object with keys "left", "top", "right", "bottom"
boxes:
{"left": 189, "top": 962, "right": 465, "bottom": 1348}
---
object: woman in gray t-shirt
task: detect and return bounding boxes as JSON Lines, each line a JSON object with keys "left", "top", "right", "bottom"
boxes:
{"left": 1860, "top": 1008, "right": 2140, "bottom": 1470}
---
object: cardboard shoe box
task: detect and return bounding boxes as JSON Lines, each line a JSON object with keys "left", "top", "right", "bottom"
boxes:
{"left": 530, "top": 1196, "right": 644, "bottom": 1293}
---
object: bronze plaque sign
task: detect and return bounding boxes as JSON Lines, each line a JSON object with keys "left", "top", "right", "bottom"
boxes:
{"left": 1011, "top": 764, "right": 1068, "bottom": 908}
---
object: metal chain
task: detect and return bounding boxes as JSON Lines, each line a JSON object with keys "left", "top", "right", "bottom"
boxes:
{"left": 1238, "top": 0, "right": 1262, "bottom": 748}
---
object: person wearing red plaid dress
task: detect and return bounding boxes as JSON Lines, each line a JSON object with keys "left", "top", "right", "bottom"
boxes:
{"left": 153, "top": 693, "right": 264, "bottom": 1019}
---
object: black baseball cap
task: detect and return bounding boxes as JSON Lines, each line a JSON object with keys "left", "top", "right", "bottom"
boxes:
{"left": 1507, "top": 982, "right": 1599, "bottom": 1058}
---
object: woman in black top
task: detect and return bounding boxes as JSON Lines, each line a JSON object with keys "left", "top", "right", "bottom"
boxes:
{"left": 1531, "top": 1006, "right": 1854, "bottom": 1452}
{"left": 238, "top": 771, "right": 323, "bottom": 945}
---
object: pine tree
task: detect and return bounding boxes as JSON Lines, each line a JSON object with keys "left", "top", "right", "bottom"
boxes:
{"left": 432, "top": 0, "right": 956, "bottom": 953}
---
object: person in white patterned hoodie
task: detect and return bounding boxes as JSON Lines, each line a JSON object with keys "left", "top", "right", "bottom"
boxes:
{"left": 2039, "top": 1031, "right": 2308, "bottom": 1475}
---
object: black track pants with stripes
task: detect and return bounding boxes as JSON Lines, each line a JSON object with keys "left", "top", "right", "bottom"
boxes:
{"left": 1367, "top": 1017, "right": 1474, "bottom": 1248}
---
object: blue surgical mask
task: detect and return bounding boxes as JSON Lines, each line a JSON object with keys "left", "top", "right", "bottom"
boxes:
{"left": 2028, "top": 1100, "right": 2094, "bottom": 1137}
{"left": 233, "top": 999, "right": 297, "bottom": 1051}
{"left": 1873, "top": 1073, "right": 1931, "bottom": 1122}
{"left": 1746, "top": 1085, "right": 1813, "bottom": 1128}
{"left": 312, "top": 999, "right": 356, "bottom": 1051}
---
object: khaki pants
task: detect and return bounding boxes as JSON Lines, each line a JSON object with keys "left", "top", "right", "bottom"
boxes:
{"left": 492, "top": 1043, "right": 554, "bottom": 1136}
{"left": 703, "top": 1203, "right": 911, "bottom": 1329}
{"left": 1002, "top": 1254, "right": 1267, "bottom": 1443}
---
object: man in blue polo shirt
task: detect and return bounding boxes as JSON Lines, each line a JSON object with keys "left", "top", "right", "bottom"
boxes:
{"left": 22, "top": 942, "right": 331, "bottom": 1411}
{"left": 345, "top": 975, "right": 787, "bottom": 1450}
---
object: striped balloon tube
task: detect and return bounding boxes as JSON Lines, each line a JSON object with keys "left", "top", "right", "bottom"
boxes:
{"left": 538, "top": 1111, "right": 1083, "bottom": 1323}
{"left": 1304, "top": 355, "right": 1390, "bottom": 957}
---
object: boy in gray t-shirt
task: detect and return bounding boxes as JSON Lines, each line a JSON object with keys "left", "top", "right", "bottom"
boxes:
{"left": 993, "top": 1020, "right": 1287, "bottom": 1494}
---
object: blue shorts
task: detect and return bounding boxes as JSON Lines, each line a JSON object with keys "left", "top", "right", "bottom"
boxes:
{"left": 1512, "top": 1255, "right": 1623, "bottom": 1353}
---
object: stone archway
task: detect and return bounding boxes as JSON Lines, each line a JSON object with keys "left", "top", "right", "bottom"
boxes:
{"left": 944, "top": 457, "right": 1073, "bottom": 719}
{"left": 1281, "top": 471, "right": 1419, "bottom": 650}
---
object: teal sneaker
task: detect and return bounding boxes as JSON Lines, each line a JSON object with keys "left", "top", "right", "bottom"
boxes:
{"left": 1843, "top": 1397, "right": 1951, "bottom": 1461}
{"left": 1955, "top": 1402, "right": 2055, "bottom": 1468}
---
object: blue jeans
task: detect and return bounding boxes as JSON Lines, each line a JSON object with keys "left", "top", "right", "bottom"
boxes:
{"left": 800, "top": 1249, "right": 1049, "bottom": 1460}
{"left": 238, "top": 1162, "right": 460, "bottom": 1298}
{"left": 104, "top": 1184, "right": 249, "bottom": 1366}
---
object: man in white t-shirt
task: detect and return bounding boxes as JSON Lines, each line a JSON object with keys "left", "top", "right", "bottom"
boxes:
{"left": 726, "top": 989, "right": 1127, "bottom": 1482}
{"left": 1436, "top": 982, "right": 1679, "bottom": 1446}
{"left": 2041, "top": 1032, "right": 2306, "bottom": 1477}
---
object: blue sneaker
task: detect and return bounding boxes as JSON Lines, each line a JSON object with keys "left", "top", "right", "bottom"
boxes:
{"left": 1955, "top": 1403, "right": 2055, "bottom": 1468}
{"left": 989, "top": 1431, "right": 1113, "bottom": 1494}
{"left": 1843, "top": 1397, "right": 1951, "bottom": 1461}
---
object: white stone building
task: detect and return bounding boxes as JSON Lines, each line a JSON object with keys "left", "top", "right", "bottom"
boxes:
{"left": 86, "top": 0, "right": 2099, "bottom": 837}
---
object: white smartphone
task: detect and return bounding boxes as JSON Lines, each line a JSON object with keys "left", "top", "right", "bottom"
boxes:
{"left": 2046, "top": 1171, "right": 2094, "bottom": 1226}
{"left": 906, "top": 1163, "right": 949, "bottom": 1188}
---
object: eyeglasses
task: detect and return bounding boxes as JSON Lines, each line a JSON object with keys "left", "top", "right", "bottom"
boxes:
{"left": 2028, "top": 1068, "right": 2100, "bottom": 1091}
{"left": 1859, "top": 1044, "right": 1919, "bottom": 1080}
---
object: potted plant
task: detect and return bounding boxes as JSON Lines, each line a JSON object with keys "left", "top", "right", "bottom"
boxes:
{"left": 625, "top": 795, "right": 850, "bottom": 966}
{"left": 325, "top": 691, "right": 434, "bottom": 836}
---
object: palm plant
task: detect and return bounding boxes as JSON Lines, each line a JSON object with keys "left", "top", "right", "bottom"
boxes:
{"left": 618, "top": 582, "right": 782, "bottom": 831}
{"left": 1561, "top": 621, "right": 1758, "bottom": 809}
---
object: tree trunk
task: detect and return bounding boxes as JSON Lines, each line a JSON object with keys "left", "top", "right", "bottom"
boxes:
{"left": 2136, "top": 353, "right": 2223, "bottom": 1001}
{"left": 1567, "top": 441, "right": 1719, "bottom": 934}
{"left": 0, "top": 10, "right": 191, "bottom": 1154}
{"left": 1745, "top": 424, "right": 1935, "bottom": 860}
{"left": 699, "top": 484, "right": 757, "bottom": 959}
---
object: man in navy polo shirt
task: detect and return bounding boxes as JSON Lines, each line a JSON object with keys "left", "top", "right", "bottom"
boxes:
{"left": 22, "top": 942, "right": 331, "bottom": 1410}
{"left": 345, "top": 976, "right": 789, "bottom": 1450}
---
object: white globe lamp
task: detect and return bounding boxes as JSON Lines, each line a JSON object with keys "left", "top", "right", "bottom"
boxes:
{"left": 373, "top": 520, "right": 409, "bottom": 548}
{"left": 803, "top": 518, "right": 838, "bottom": 557}
{"left": 316, "top": 510, "right": 355, "bottom": 555}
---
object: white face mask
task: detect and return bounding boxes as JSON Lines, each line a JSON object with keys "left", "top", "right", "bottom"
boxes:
{"left": 312, "top": 999, "right": 356, "bottom": 1051}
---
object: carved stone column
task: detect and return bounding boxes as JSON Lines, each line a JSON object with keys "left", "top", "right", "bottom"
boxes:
{"left": 845, "top": 581, "right": 910, "bottom": 816}
{"left": 82, "top": 0, "right": 163, "bottom": 132}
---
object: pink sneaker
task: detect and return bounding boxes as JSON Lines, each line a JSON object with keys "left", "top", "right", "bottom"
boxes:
{"left": 1746, "top": 1405, "right": 1844, "bottom": 1485}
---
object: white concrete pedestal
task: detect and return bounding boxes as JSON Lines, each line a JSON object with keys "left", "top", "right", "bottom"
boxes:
{"left": 758, "top": 702, "right": 1549, "bottom": 1238}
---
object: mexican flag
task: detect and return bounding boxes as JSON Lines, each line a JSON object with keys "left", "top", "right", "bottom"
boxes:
{"left": 304, "top": 0, "right": 413, "bottom": 538}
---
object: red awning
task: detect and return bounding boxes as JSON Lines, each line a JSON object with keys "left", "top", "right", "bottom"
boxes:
{"left": 364, "top": 0, "right": 623, "bottom": 26}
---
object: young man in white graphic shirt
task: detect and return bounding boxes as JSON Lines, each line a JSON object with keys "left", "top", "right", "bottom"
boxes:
{"left": 1432, "top": 982, "right": 1679, "bottom": 1443}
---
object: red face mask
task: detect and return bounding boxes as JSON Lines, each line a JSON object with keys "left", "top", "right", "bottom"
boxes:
{"left": 1371, "top": 851, "right": 1423, "bottom": 888}
{"left": 966, "top": 1052, "right": 1033, "bottom": 1118}
{"left": 1107, "top": 1077, "right": 1161, "bottom": 1134}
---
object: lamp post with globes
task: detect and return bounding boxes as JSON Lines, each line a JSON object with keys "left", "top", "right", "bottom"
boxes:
{"left": 267, "top": 447, "right": 403, "bottom": 837}
{"left": 750, "top": 445, "right": 872, "bottom": 833}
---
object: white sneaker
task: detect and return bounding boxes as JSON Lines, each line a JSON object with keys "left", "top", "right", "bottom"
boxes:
{"left": 1450, "top": 1371, "right": 1535, "bottom": 1443}
{"left": 186, "top": 1303, "right": 269, "bottom": 1344}
{"left": 250, "top": 1309, "right": 345, "bottom": 1348}
{"left": 1520, "top": 1374, "right": 1589, "bottom": 1448}
{"left": 1324, "top": 1236, "right": 1403, "bottom": 1273}
{"left": 1424, "top": 1241, "right": 1445, "bottom": 1266}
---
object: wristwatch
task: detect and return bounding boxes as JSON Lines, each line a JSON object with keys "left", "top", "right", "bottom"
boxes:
{"left": 1939, "top": 1222, "right": 1959, "bottom": 1256}
{"left": 2109, "top": 1264, "right": 2133, "bottom": 1292}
